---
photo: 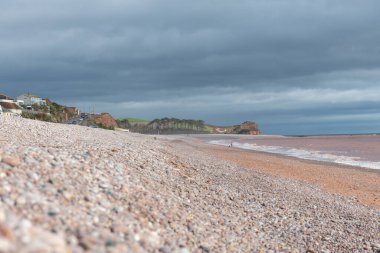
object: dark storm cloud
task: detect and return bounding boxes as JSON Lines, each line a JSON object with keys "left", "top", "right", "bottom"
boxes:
{"left": 1, "top": 0, "right": 380, "bottom": 134}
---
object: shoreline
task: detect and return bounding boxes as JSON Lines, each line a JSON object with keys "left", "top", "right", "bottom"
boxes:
{"left": 2, "top": 117, "right": 380, "bottom": 252}
{"left": 190, "top": 139, "right": 380, "bottom": 209}
{"left": 178, "top": 135, "right": 380, "bottom": 173}
{"left": 212, "top": 143, "right": 380, "bottom": 174}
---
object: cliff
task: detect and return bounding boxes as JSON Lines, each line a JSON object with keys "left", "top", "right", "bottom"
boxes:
{"left": 20, "top": 97, "right": 260, "bottom": 135}
{"left": 231, "top": 121, "right": 261, "bottom": 135}
{"left": 94, "top": 113, "right": 118, "bottom": 129}
{"left": 207, "top": 121, "right": 261, "bottom": 135}
{"left": 121, "top": 118, "right": 209, "bottom": 134}
{"left": 117, "top": 118, "right": 261, "bottom": 135}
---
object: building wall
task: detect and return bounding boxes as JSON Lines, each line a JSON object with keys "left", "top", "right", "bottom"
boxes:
{"left": 0, "top": 98, "right": 14, "bottom": 103}
{"left": 11, "top": 109, "right": 22, "bottom": 115}
{"left": 17, "top": 94, "right": 46, "bottom": 106}
{"left": 1, "top": 109, "right": 22, "bottom": 116}
{"left": 0, "top": 95, "right": 22, "bottom": 116}
{"left": 0, "top": 103, "right": 22, "bottom": 116}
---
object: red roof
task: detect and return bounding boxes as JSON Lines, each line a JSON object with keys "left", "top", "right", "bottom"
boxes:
{"left": 0, "top": 102, "right": 21, "bottom": 110}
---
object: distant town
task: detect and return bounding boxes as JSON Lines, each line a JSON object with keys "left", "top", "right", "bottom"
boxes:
{"left": 0, "top": 92, "right": 261, "bottom": 135}
{"left": 0, "top": 92, "right": 38, "bottom": 116}
{"left": 0, "top": 92, "right": 115, "bottom": 129}
{"left": 0, "top": 92, "right": 80, "bottom": 120}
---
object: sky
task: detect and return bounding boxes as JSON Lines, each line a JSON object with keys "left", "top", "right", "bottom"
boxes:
{"left": 1, "top": 0, "right": 380, "bottom": 135}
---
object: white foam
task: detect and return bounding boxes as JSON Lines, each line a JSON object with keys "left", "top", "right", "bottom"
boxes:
{"left": 210, "top": 140, "right": 380, "bottom": 170}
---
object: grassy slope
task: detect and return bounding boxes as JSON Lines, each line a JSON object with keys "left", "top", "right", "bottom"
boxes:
{"left": 119, "top": 118, "right": 150, "bottom": 125}
{"left": 203, "top": 125, "right": 214, "bottom": 133}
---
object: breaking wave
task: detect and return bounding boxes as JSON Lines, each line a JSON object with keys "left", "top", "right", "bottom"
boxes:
{"left": 209, "top": 140, "right": 380, "bottom": 170}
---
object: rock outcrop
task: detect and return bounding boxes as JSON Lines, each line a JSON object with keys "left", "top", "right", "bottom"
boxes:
{"left": 231, "top": 121, "right": 261, "bottom": 135}
{"left": 211, "top": 121, "right": 261, "bottom": 135}
{"left": 94, "top": 113, "right": 118, "bottom": 129}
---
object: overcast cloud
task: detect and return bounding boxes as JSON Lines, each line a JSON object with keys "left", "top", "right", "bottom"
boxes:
{"left": 1, "top": 0, "right": 380, "bottom": 134}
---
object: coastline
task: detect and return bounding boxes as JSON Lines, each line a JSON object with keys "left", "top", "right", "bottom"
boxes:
{"left": 1, "top": 117, "right": 379, "bottom": 252}
{"left": 199, "top": 140, "right": 380, "bottom": 209}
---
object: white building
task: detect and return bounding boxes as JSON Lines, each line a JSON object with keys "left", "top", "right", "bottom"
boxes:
{"left": 17, "top": 93, "right": 46, "bottom": 106}
{"left": 15, "top": 100, "right": 25, "bottom": 106}
{"left": 0, "top": 93, "right": 22, "bottom": 116}
{"left": 0, "top": 102, "right": 22, "bottom": 116}
{"left": 0, "top": 93, "right": 13, "bottom": 103}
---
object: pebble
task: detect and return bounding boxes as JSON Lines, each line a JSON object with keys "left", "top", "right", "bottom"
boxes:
{"left": 78, "top": 236, "right": 96, "bottom": 250}
{"left": 159, "top": 245, "right": 171, "bottom": 253}
{"left": 62, "top": 191, "right": 73, "bottom": 200}
{"left": 0, "top": 209, "right": 5, "bottom": 223}
{"left": 16, "top": 196, "right": 26, "bottom": 205}
{"left": 178, "top": 248, "right": 190, "bottom": 253}
{"left": 199, "top": 245, "right": 210, "bottom": 252}
{"left": 0, "top": 238, "right": 13, "bottom": 252}
{"left": 140, "top": 231, "right": 160, "bottom": 247}
{"left": 0, "top": 226, "right": 13, "bottom": 240}
{"left": 2, "top": 155, "right": 21, "bottom": 167}
{"left": 105, "top": 239, "right": 117, "bottom": 247}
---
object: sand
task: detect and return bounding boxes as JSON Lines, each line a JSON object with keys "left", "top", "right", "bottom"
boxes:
{"left": 200, "top": 141, "right": 380, "bottom": 209}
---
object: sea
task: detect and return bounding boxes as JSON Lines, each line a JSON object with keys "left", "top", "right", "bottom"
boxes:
{"left": 195, "top": 134, "right": 380, "bottom": 170}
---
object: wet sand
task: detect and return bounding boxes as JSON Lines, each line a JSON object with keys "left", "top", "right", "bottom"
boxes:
{"left": 231, "top": 135, "right": 380, "bottom": 162}
{"left": 200, "top": 142, "right": 380, "bottom": 209}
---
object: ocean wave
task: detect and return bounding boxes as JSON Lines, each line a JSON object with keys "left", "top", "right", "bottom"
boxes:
{"left": 209, "top": 140, "right": 380, "bottom": 170}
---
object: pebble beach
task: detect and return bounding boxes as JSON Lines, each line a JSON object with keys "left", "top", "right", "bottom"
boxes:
{"left": 0, "top": 116, "right": 379, "bottom": 252}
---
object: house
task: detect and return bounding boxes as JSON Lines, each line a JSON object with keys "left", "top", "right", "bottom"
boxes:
{"left": 0, "top": 93, "right": 13, "bottom": 102}
{"left": 0, "top": 93, "right": 22, "bottom": 116}
{"left": 0, "top": 93, "right": 24, "bottom": 106}
{"left": 0, "top": 102, "right": 22, "bottom": 116}
{"left": 17, "top": 93, "right": 46, "bottom": 106}
{"left": 15, "top": 100, "right": 25, "bottom": 106}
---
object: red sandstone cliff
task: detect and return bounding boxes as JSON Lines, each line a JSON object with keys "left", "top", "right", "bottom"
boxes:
{"left": 94, "top": 113, "right": 118, "bottom": 129}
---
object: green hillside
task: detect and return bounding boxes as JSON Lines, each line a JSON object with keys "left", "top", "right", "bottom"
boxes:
{"left": 125, "top": 118, "right": 150, "bottom": 125}
{"left": 116, "top": 118, "right": 261, "bottom": 135}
